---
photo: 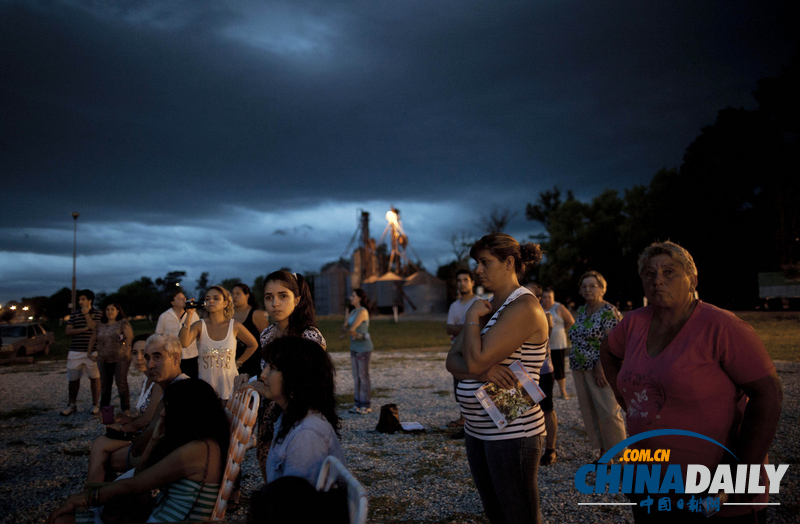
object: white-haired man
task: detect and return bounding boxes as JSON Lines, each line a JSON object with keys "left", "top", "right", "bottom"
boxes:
{"left": 88, "top": 334, "right": 189, "bottom": 479}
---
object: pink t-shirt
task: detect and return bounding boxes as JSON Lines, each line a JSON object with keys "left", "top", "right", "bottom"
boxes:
{"left": 607, "top": 302, "right": 775, "bottom": 515}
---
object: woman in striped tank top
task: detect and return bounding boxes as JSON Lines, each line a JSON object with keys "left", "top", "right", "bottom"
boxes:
{"left": 49, "top": 379, "right": 228, "bottom": 524}
{"left": 446, "top": 233, "right": 549, "bottom": 524}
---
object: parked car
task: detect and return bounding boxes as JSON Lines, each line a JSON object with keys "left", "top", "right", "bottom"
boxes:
{"left": 0, "top": 322, "right": 55, "bottom": 357}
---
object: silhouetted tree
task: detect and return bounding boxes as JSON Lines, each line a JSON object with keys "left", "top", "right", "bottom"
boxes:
{"left": 195, "top": 272, "right": 209, "bottom": 297}
{"left": 477, "top": 206, "right": 517, "bottom": 234}
{"left": 108, "top": 277, "right": 161, "bottom": 317}
{"left": 155, "top": 271, "right": 186, "bottom": 299}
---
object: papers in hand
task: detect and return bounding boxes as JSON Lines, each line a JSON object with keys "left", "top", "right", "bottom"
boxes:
{"left": 474, "top": 360, "right": 546, "bottom": 429}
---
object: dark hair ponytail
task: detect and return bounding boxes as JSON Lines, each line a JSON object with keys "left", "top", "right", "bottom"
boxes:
{"left": 264, "top": 271, "right": 317, "bottom": 337}
{"left": 352, "top": 288, "right": 372, "bottom": 312}
{"left": 470, "top": 233, "right": 543, "bottom": 276}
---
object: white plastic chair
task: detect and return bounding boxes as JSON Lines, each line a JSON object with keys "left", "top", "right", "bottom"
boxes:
{"left": 211, "top": 386, "right": 260, "bottom": 520}
{"left": 315, "top": 455, "right": 368, "bottom": 524}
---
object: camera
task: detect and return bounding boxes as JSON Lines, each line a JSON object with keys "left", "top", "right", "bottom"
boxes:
{"left": 184, "top": 299, "right": 205, "bottom": 309}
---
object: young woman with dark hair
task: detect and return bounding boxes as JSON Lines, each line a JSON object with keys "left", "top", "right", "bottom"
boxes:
{"left": 343, "top": 288, "right": 374, "bottom": 414}
{"left": 261, "top": 271, "right": 323, "bottom": 340}
{"left": 49, "top": 379, "right": 229, "bottom": 524}
{"left": 256, "top": 337, "right": 344, "bottom": 485}
{"left": 232, "top": 283, "right": 270, "bottom": 378}
{"left": 94, "top": 303, "right": 134, "bottom": 415}
{"left": 236, "top": 270, "right": 327, "bottom": 483}
{"left": 447, "top": 232, "right": 549, "bottom": 524}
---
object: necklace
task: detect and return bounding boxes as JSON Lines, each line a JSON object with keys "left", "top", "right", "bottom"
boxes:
{"left": 585, "top": 302, "right": 604, "bottom": 317}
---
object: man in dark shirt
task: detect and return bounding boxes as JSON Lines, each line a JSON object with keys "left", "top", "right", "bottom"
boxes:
{"left": 62, "top": 289, "right": 103, "bottom": 416}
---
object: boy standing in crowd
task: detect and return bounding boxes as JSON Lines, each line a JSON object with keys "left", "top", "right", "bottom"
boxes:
{"left": 445, "top": 269, "right": 480, "bottom": 439}
{"left": 62, "top": 289, "right": 103, "bottom": 415}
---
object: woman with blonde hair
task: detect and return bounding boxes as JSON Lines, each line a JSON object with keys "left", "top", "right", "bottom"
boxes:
{"left": 179, "top": 285, "right": 258, "bottom": 402}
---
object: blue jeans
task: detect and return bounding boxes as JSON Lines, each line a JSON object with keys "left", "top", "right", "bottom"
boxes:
{"left": 465, "top": 433, "right": 543, "bottom": 524}
{"left": 350, "top": 350, "right": 372, "bottom": 408}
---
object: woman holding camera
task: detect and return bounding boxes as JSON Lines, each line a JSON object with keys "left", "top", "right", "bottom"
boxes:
{"left": 179, "top": 285, "right": 258, "bottom": 402}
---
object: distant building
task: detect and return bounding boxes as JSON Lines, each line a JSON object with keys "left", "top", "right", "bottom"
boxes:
{"left": 314, "top": 265, "right": 350, "bottom": 316}
{"left": 403, "top": 270, "right": 447, "bottom": 314}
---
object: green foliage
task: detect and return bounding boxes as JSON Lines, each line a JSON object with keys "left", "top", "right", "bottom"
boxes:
{"left": 195, "top": 272, "right": 209, "bottom": 295}
{"left": 477, "top": 206, "right": 517, "bottom": 234}
{"left": 218, "top": 278, "right": 242, "bottom": 291}
{"left": 735, "top": 312, "right": 800, "bottom": 362}
{"left": 526, "top": 57, "right": 800, "bottom": 308}
{"left": 45, "top": 288, "right": 73, "bottom": 319}
{"left": 436, "top": 260, "right": 469, "bottom": 303}
{"left": 252, "top": 274, "right": 266, "bottom": 309}
{"left": 105, "top": 277, "right": 161, "bottom": 317}
{"left": 316, "top": 318, "right": 449, "bottom": 353}
{"left": 155, "top": 271, "right": 186, "bottom": 297}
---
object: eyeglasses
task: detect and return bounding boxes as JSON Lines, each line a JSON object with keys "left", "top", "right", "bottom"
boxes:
{"left": 580, "top": 284, "right": 600, "bottom": 290}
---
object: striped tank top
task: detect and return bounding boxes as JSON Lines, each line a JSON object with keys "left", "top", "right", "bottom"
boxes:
{"left": 456, "top": 286, "right": 547, "bottom": 441}
{"left": 149, "top": 478, "right": 220, "bottom": 522}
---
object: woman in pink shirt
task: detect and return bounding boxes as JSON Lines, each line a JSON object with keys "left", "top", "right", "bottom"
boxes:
{"left": 600, "top": 241, "right": 782, "bottom": 523}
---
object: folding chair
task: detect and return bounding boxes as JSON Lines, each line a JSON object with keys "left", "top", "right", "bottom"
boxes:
{"left": 316, "top": 455, "right": 368, "bottom": 524}
{"left": 210, "top": 386, "right": 260, "bottom": 520}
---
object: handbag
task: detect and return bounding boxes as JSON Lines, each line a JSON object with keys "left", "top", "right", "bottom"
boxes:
{"left": 376, "top": 404, "right": 401, "bottom": 434}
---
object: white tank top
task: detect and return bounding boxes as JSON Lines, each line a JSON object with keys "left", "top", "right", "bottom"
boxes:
{"left": 197, "top": 319, "right": 237, "bottom": 400}
{"left": 548, "top": 302, "right": 569, "bottom": 350}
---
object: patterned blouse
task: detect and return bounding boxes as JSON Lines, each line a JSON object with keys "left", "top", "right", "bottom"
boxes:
{"left": 568, "top": 302, "right": 621, "bottom": 371}
{"left": 95, "top": 320, "right": 130, "bottom": 363}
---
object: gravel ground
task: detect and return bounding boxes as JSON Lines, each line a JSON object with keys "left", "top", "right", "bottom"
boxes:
{"left": 0, "top": 352, "right": 797, "bottom": 524}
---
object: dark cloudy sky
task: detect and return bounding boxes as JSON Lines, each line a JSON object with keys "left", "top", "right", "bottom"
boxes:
{"left": 1, "top": 0, "right": 798, "bottom": 304}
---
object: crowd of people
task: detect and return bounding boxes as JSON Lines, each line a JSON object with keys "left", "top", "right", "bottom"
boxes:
{"left": 49, "top": 235, "right": 782, "bottom": 524}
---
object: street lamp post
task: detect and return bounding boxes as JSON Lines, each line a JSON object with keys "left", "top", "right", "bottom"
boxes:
{"left": 71, "top": 212, "right": 80, "bottom": 311}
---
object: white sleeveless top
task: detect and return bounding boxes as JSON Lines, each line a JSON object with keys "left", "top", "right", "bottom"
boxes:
{"left": 456, "top": 287, "right": 546, "bottom": 441}
{"left": 134, "top": 380, "right": 155, "bottom": 416}
{"left": 198, "top": 319, "right": 237, "bottom": 400}
{"left": 548, "top": 302, "right": 569, "bottom": 350}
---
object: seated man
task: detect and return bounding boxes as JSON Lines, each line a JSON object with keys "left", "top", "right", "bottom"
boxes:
{"left": 86, "top": 334, "right": 188, "bottom": 481}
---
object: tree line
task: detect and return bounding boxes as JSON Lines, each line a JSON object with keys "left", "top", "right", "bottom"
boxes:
{"left": 441, "top": 54, "right": 799, "bottom": 310}
{"left": 15, "top": 270, "right": 272, "bottom": 321}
